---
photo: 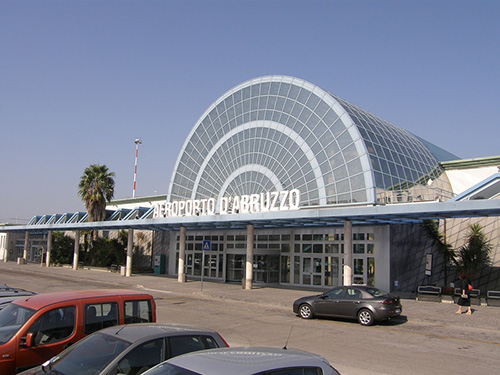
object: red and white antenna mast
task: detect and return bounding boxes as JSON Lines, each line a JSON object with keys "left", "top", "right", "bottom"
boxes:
{"left": 132, "top": 138, "right": 142, "bottom": 198}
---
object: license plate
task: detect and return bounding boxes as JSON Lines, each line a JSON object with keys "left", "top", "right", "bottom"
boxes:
{"left": 395, "top": 308, "right": 401, "bottom": 314}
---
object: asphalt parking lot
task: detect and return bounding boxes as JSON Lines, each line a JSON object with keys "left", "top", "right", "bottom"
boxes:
{"left": 2, "top": 261, "right": 499, "bottom": 332}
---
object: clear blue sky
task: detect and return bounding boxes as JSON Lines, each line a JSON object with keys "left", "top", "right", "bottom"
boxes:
{"left": 1, "top": 0, "right": 499, "bottom": 222}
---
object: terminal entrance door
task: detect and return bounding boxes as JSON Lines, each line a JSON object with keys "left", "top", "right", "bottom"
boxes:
{"left": 226, "top": 254, "right": 280, "bottom": 283}
{"left": 353, "top": 256, "right": 375, "bottom": 286}
{"left": 301, "top": 255, "right": 341, "bottom": 287}
{"left": 226, "top": 254, "right": 245, "bottom": 282}
{"left": 253, "top": 255, "right": 279, "bottom": 283}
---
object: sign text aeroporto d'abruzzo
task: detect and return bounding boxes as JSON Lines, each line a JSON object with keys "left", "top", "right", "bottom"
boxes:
{"left": 153, "top": 189, "right": 300, "bottom": 218}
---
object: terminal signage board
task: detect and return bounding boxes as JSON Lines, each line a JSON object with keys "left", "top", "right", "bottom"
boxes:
{"left": 153, "top": 189, "right": 300, "bottom": 218}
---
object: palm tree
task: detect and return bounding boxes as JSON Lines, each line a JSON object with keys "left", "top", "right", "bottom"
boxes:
{"left": 457, "top": 223, "right": 492, "bottom": 281}
{"left": 78, "top": 164, "right": 115, "bottom": 241}
{"left": 422, "top": 219, "right": 456, "bottom": 286}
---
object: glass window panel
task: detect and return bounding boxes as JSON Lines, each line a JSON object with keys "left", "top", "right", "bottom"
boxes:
{"left": 278, "top": 83, "right": 290, "bottom": 96}
{"left": 313, "top": 244, "right": 323, "bottom": 253}
{"left": 288, "top": 84, "right": 301, "bottom": 99}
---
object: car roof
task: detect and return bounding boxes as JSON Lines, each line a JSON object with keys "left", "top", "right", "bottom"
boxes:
{"left": 0, "top": 285, "right": 36, "bottom": 298}
{"left": 163, "top": 346, "right": 333, "bottom": 375}
{"left": 12, "top": 289, "right": 151, "bottom": 310}
{"left": 96, "top": 323, "right": 219, "bottom": 343}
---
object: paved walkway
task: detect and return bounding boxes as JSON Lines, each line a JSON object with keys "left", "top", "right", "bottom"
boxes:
{"left": 3, "top": 262, "right": 499, "bottom": 331}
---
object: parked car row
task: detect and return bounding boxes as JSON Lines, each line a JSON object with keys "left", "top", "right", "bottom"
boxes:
{"left": 1, "top": 288, "right": 343, "bottom": 375}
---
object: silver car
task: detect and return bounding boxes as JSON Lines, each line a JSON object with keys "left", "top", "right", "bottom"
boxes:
{"left": 142, "top": 346, "right": 340, "bottom": 375}
{"left": 19, "top": 323, "right": 229, "bottom": 375}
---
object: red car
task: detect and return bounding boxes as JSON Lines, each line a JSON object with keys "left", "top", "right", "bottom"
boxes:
{"left": 0, "top": 289, "right": 156, "bottom": 374}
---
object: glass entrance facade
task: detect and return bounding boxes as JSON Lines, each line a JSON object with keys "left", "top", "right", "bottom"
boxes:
{"left": 174, "top": 228, "right": 382, "bottom": 288}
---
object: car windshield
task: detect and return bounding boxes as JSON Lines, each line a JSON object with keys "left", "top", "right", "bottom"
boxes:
{"left": 144, "top": 363, "right": 201, "bottom": 375}
{"left": 0, "top": 303, "right": 35, "bottom": 345}
{"left": 366, "top": 288, "right": 389, "bottom": 298}
{"left": 49, "top": 332, "right": 131, "bottom": 375}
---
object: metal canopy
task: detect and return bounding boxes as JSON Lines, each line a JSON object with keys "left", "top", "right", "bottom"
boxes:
{"left": 2, "top": 199, "right": 500, "bottom": 234}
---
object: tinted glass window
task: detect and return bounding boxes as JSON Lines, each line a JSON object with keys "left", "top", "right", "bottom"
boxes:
{"left": 324, "top": 288, "right": 343, "bottom": 299}
{"left": 0, "top": 304, "right": 35, "bottom": 345}
{"left": 51, "top": 332, "right": 130, "bottom": 375}
{"left": 124, "top": 300, "right": 153, "bottom": 324}
{"left": 168, "top": 335, "right": 220, "bottom": 358}
{"left": 84, "top": 302, "right": 118, "bottom": 334}
{"left": 28, "top": 306, "right": 76, "bottom": 345}
{"left": 343, "top": 288, "right": 361, "bottom": 299}
{"left": 111, "top": 338, "right": 164, "bottom": 375}
{"left": 366, "top": 288, "right": 389, "bottom": 298}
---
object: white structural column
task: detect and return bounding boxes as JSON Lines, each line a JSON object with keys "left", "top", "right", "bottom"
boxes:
{"left": 3, "top": 234, "right": 8, "bottom": 262}
{"left": 126, "top": 229, "right": 133, "bottom": 277}
{"left": 23, "top": 231, "right": 29, "bottom": 260}
{"left": 178, "top": 226, "right": 186, "bottom": 283}
{"left": 343, "top": 220, "right": 353, "bottom": 286}
{"left": 244, "top": 224, "right": 254, "bottom": 290}
{"left": 45, "top": 231, "right": 52, "bottom": 267}
{"left": 73, "top": 230, "right": 80, "bottom": 270}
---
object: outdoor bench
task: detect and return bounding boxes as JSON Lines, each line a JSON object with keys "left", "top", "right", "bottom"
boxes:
{"left": 486, "top": 290, "right": 500, "bottom": 307}
{"left": 416, "top": 285, "right": 441, "bottom": 302}
{"left": 453, "top": 288, "right": 481, "bottom": 306}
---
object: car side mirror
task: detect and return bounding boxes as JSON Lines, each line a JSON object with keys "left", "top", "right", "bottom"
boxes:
{"left": 22, "top": 332, "right": 33, "bottom": 348}
{"left": 320, "top": 294, "right": 326, "bottom": 299}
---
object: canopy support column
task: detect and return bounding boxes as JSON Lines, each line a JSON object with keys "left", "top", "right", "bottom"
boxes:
{"left": 73, "top": 230, "right": 80, "bottom": 270}
{"left": 178, "top": 226, "right": 186, "bottom": 283}
{"left": 126, "top": 229, "right": 133, "bottom": 277}
{"left": 244, "top": 224, "right": 254, "bottom": 290}
{"left": 23, "top": 231, "right": 29, "bottom": 261}
{"left": 45, "top": 231, "right": 52, "bottom": 267}
{"left": 343, "top": 220, "right": 353, "bottom": 286}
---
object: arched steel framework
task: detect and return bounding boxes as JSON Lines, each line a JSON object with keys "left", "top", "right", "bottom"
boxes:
{"left": 168, "top": 76, "right": 452, "bottom": 207}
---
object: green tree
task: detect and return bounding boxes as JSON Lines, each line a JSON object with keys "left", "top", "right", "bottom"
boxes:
{"left": 50, "top": 232, "right": 75, "bottom": 265}
{"left": 422, "top": 220, "right": 456, "bottom": 286}
{"left": 457, "top": 223, "right": 492, "bottom": 281}
{"left": 92, "top": 237, "right": 126, "bottom": 267}
{"left": 77, "top": 164, "right": 115, "bottom": 242}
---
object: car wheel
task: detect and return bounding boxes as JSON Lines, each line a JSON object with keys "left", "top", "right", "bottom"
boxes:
{"left": 299, "top": 304, "right": 314, "bottom": 319}
{"left": 357, "top": 309, "right": 374, "bottom": 326}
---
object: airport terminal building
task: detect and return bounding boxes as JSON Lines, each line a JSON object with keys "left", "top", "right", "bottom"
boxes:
{"left": 2, "top": 76, "right": 500, "bottom": 292}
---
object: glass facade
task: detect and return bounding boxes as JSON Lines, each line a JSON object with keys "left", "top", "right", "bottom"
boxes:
{"left": 168, "top": 76, "right": 453, "bottom": 207}
{"left": 174, "top": 229, "right": 379, "bottom": 288}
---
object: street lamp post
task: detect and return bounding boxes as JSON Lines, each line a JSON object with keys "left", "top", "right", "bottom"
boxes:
{"left": 132, "top": 138, "right": 142, "bottom": 198}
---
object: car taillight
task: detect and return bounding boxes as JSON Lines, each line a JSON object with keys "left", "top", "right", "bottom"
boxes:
{"left": 381, "top": 300, "right": 393, "bottom": 305}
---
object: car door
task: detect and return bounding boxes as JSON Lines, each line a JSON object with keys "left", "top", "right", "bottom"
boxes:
{"left": 336, "top": 287, "right": 363, "bottom": 318}
{"left": 314, "top": 287, "right": 343, "bottom": 316}
{"left": 16, "top": 306, "right": 76, "bottom": 372}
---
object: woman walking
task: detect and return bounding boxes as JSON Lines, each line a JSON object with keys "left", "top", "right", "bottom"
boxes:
{"left": 456, "top": 273, "right": 472, "bottom": 315}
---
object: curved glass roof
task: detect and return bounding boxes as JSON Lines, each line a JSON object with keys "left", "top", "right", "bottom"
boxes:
{"left": 168, "top": 76, "right": 453, "bottom": 207}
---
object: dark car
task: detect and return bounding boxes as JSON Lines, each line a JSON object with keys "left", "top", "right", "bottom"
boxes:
{"left": 0, "top": 285, "right": 36, "bottom": 299}
{"left": 0, "top": 285, "right": 36, "bottom": 311}
{"left": 19, "top": 323, "right": 229, "bottom": 375}
{"left": 293, "top": 285, "right": 402, "bottom": 326}
{"left": 142, "top": 346, "right": 340, "bottom": 375}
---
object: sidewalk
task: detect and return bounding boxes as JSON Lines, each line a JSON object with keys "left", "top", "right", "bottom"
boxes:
{"left": 3, "top": 262, "right": 500, "bottom": 332}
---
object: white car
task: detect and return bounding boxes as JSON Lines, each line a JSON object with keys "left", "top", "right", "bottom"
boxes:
{"left": 142, "top": 346, "right": 340, "bottom": 375}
